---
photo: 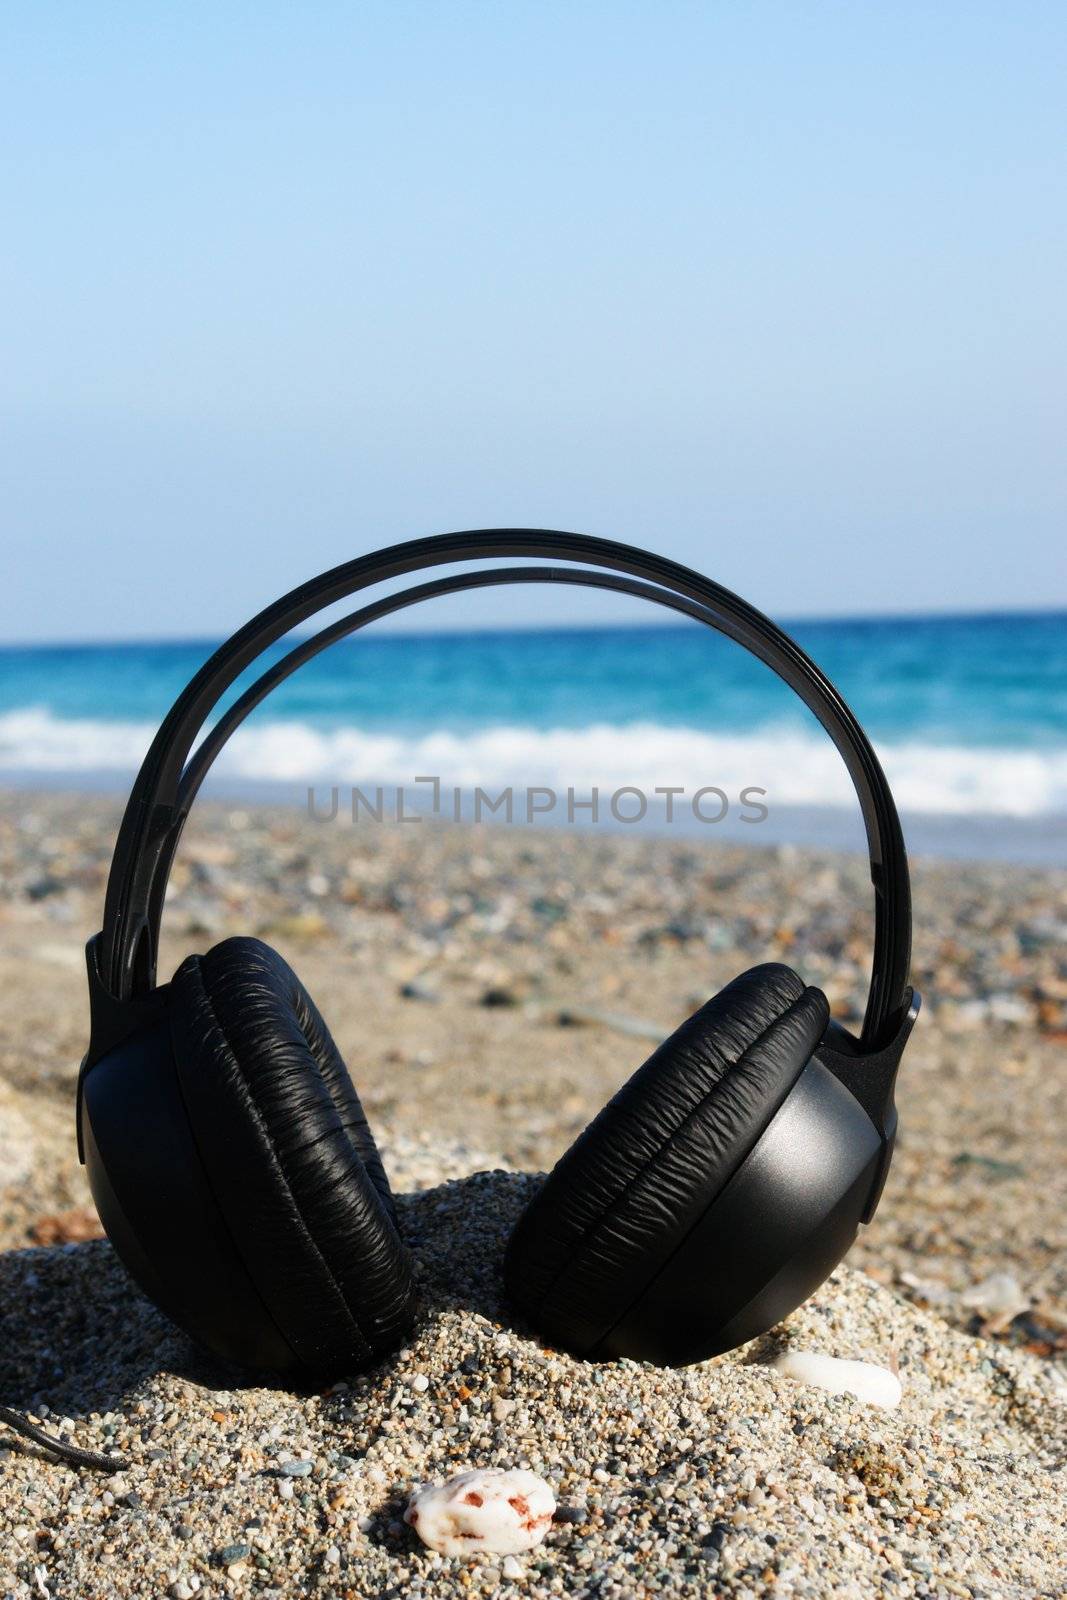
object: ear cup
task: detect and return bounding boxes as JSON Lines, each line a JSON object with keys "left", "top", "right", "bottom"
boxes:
{"left": 504, "top": 963, "right": 829, "bottom": 1358}
{"left": 169, "top": 936, "right": 416, "bottom": 1374}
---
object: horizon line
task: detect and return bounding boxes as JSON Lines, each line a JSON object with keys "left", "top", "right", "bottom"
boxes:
{"left": 1, "top": 601, "right": 1065, "bottom": 653}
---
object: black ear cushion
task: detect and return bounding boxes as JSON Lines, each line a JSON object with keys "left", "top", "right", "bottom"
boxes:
{"left": 169, "top": 936, "right": 416, "bottom": 1373}
{"left": 505, "top": 963, "right": 829, "bottom": 1357}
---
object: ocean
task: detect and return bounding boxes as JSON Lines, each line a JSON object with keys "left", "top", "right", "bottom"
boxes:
{"left": 1, "top": 612, "right": 1064, "bottom": 863}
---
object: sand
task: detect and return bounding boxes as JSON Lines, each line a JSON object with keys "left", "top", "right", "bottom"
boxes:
{"left": 1, "top": 792, "right": 1065, "bottom": 1597}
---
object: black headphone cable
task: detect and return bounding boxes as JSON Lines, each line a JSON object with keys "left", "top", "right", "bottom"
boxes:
{"left": 0, "top": 1402, "right": 128, "bottom": 1472}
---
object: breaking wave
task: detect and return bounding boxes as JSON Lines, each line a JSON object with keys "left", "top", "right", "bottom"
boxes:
{"left": 1, "top": 707, "right": 1065, "bottom": 819}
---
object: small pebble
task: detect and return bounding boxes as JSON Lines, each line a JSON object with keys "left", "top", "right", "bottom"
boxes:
{"left": 215, "top": 1543, "right": 251, "bottom": 1566}
{"left": 959, "top": 1271, "right": 1029, "bottom": 1318}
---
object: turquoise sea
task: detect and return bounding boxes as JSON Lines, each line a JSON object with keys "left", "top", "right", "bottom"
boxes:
{"left": 1, "top": 612, "right": 1064, "bottom": 861}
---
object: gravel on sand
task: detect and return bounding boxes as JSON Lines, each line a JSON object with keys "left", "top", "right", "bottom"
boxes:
{"left": 1, "top": 1134, "right": 1065, "bottom": 1600}
{"left": 1, "top": 794, "right": 1065, "bottom": 1596}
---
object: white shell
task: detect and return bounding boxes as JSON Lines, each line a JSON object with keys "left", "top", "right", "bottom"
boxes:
{"left": 771, "top": 1350, "right": 902, "bottom": 1409}
{"left": 404, "top": 1468, "right": 555, "bottom": 1557}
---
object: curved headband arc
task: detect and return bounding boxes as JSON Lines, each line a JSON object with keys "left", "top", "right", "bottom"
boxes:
{"left": 100, "top": 531, "right": 911, "bottom": 1047}
{"left": 144, "top": 565, "right": 906, "bottom": 1045}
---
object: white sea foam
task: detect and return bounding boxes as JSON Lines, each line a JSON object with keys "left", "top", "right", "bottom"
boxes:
{"left": 1, "top": 706, "right": 1065, "bottom": 818}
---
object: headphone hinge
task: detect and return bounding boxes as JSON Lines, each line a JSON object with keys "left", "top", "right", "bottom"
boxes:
{"left": 814, "top": 987, "right": 921, "bottom": 1224}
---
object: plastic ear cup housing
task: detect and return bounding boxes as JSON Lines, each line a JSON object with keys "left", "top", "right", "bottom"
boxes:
{"left": 506, "top": 967, "right": 917, "bottom": 1366}
{"left": 593, "top": 1053, "right": 884, "bottom": 1364}
{"left": 607, "top": 992, "right": 919, "bottom": 1364}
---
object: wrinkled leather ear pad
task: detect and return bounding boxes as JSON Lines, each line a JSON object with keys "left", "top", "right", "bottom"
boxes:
{"left": 505, "top": 963, "right": 829, "bottom": 1357}
{"left": 170, "top": 936, "right": 416, "bottom": 1373}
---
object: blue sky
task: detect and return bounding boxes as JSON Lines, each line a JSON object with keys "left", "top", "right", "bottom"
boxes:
{"left": 1, "top": 3, "right": 1064, "bottom": 641}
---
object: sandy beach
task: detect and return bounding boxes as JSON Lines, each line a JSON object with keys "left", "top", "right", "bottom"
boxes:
{"left": 1, "top": 791, "right": 1065, "bottom": 1597}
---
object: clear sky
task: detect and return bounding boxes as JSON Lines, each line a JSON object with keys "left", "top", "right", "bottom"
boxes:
{"left": 1, "top": 2, "right": 1064, "bottom": 641}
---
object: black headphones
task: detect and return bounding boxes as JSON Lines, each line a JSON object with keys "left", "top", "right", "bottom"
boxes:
{"left": 77, "top": 530, "right": 919, "bottom": 1378}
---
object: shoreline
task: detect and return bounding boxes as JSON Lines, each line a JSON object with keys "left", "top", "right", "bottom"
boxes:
{"left": 2, "top": 771, "right": 1065, "bottom": 866}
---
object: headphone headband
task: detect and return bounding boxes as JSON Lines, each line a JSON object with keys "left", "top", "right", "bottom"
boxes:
{"left": 99, "top": 531, "right": 911, "bottom": 1047}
